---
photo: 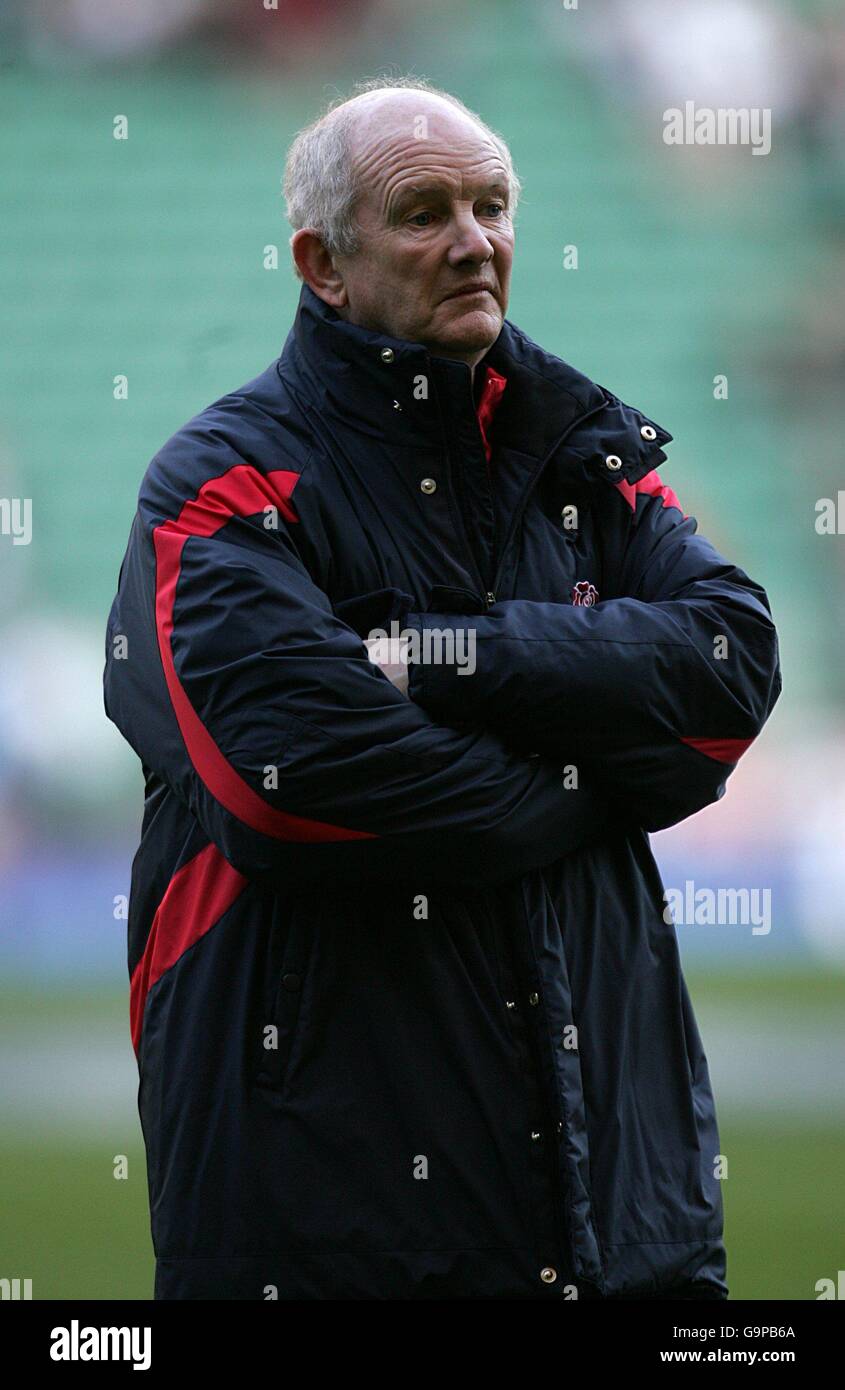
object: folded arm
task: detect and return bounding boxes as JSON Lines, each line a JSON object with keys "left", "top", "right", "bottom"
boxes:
{"left": 404, "top": 483, "right": 781, "bottom": 831}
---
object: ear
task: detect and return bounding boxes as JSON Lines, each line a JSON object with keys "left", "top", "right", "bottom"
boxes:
{"left": 290, "top": 230, "right": 348, "bottom": 309}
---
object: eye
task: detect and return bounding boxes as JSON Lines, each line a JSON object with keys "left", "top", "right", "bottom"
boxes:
{"left": 408, "top": 211, "right": 436, "bottom": 227}
{"left": 482, "top": 202, "right": 506, "bottom": 218}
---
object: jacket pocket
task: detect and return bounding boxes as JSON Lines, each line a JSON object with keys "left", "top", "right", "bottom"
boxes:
{"left": 254, "top": 908, "right": 313, "bottom": 1094}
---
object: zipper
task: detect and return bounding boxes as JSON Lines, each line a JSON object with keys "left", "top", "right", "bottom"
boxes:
{"left": 485, "top": 397, "right": 609, "bottom": 607}
{"left": 435, "top": 378, "right": 609, "bottom": 614}
{"left": 432, "top": 365, "right": 507, "bottom": 604}
{"left": 438, "top": 436, "right": 496, "bottom": 605}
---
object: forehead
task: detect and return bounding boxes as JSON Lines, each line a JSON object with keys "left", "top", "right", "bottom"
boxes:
{"left": 349, "top": 97, "right": 509, "bottom": 207}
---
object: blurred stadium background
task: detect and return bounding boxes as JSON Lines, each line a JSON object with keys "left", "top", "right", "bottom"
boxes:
{"left": 1, "top": 0, "right": 843, "bottom": 1299}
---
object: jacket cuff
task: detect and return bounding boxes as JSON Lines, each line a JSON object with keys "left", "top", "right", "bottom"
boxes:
{"left": 403, "top": 612, "right": 478, "bottom": 715}
{"left": 333, "top": 586, "right": 416, "bottom": 639}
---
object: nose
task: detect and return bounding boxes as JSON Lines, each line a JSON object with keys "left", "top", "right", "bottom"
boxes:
{"left": 445, "top": 204, "right": 495, "bottom": 267}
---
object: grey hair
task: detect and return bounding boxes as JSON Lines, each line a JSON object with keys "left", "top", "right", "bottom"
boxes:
{"left": 283, "top": 75, "right": 521, "bottom": 279}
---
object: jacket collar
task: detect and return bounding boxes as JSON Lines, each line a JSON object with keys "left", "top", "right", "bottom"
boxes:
{"left": 282, "top": 283, "right": 671, "bottom": 485}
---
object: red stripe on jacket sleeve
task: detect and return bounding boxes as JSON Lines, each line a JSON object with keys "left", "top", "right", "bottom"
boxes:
{"left": 129, "top": 843, "right": 247, "bottom": 1054}
{"left": 616, "top": 468, "right": 686, "bottom": 517}
{"left": 680, "top": 736, "right": 755, "bottom": 764}
{"left": 153, "top": 463, "right": 376, "bottom": 844}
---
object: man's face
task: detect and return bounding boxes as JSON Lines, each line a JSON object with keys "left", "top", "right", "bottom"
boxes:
{"left": 333, "top": 96, "right": 514, "bottom": 366}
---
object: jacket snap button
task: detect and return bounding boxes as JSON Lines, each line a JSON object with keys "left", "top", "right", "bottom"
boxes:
{"left": 420, "top": 478, "right": 437, "bottom": 494}
{"left": 505, "top": 1000, "right": 516, "bottom": 1009}
{"left": 380, "top": 348, "right": 395, "bottom": 364}
{"left": 531, "top": 1130, "right": 542, "bottom": 1142}
{"left": 640, "top": 424, "right": 657, "bottom": 441}
{"left": 605, "top": 454, "right": 623, "bottom": 471}
{"left": 540, "top": 1266, "right": 557, "bottom": 1284}
{"left": 528, "top": 992, "right": 539, "bottom": 1006}
{"left": 282, "top": 972, "right": 301, "bottom": 992}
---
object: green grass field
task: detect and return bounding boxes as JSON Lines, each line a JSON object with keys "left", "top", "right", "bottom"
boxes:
{"left": 0, "top": 1140, "right": 154, "bottom": 1299}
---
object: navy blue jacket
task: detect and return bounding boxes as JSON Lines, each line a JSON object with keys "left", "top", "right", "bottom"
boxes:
{"left": 103, "top": 284, "right": 781, "bottom": 1299}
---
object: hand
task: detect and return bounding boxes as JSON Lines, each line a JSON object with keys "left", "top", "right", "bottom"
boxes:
{"left": 364, "top": 634, "right": 410, "bottom": 696}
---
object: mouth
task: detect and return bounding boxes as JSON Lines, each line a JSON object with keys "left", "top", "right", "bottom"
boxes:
{"left": 441, "top": 284, "right": 495, "bottom": 302}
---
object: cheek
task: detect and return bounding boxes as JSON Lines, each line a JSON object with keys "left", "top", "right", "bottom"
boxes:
{"left": 348, "top": 251, "right": 407, "bottom": 311}
{"left": 394, "top": 248, "right": 443, "bottom": 297}
{"left": 494, "top": 235, "right": 514, "bottom": 274}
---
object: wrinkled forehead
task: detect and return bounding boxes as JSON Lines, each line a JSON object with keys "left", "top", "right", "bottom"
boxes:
{"left": 349, "top": 94, "right": 509, "bottom": 208}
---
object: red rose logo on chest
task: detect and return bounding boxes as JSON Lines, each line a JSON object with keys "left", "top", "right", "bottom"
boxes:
{"left": 572, "top": 580, "right": 599, "bottom": 607}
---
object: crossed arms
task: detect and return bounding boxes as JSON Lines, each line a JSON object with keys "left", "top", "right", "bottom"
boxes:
{"left": 105, "top": 462, "right": 780, "bottom": 893}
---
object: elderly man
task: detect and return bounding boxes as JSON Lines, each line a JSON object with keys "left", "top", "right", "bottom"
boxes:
{"left": 104, "top": 77, "right": 780, "bottom": 1301}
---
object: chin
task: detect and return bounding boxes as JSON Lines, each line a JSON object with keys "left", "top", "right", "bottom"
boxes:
{"left": 436, "top": 308, "right": 503, "bottom": 356}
